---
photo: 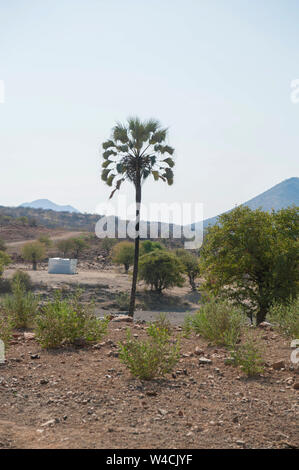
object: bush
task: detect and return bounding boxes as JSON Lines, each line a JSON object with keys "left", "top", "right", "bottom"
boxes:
{"left": 268, "top": 297, "right": 299, "bottom": 339}
{"left": 230, "top": 334, "right": 264, "bottom": 377}
{"left": 2, "top": 280, "right": 39, "bottom": 328}
{"left": 119, "top": 323, "right": 180, "bottom": 380}
{"left": 139, "top": 251, "right": 185, "bottom": 293}
{"left": 112, "top": 241, "right": 134, "bottom": 273}
{"left": 0, "top": 311, "right": 13, "bottom": 348}
{"left": 11, "top": 270, "right": 32, "bottom": 291}
{"left": 21, "top": 242, "right": 45, "bottom": 271}
{"left": 140, "top": 240, "right": 164, "bottom": 256}
{"left": 35, "top": 291, "right": 109, "bottom": 348}
{"left": 183, "top": 299, "right": 245, "bottom": 347}
{"left": 175, "top": 248, "right": 200, "bottom": 290}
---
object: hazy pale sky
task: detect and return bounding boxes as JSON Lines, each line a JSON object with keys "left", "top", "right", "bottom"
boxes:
{"left": 0, "top": 0, "right": 298, "bottom": 221}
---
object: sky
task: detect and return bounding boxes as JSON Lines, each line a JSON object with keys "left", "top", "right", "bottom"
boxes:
{"left": 0, "top": 0, "right": 298, "bottom": 222}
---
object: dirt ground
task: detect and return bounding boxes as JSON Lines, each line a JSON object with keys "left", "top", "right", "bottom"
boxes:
{"left": 0, "top": 320, "right": 298, "bottom": 449}
{"left": 2, "top": 264, "right": 201, "bottom": 315}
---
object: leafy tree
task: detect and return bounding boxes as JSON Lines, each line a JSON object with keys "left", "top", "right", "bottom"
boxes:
{"left": 0, "top": 251, "right": 11, "bottom": 277}
{"left": 200, "top": 205, "right": 299, "bottom": 324}
{"left": 0, "top": 238, "right": 7, "bottom": 252}
{"left": 140, "top": 240, "right": 164, "bottom": 256}
{"left": 56, "top": 239, "right": 74, "bottom": 258}
{"left": 176, "top": 248, "right": 200, "bottom": 290}
{"left": 21, "top": 242, "right": 45, "bottom": 271}
{"left": 139, "top": 250, "right": 185, "bottom": 293}
{"left": 112, "top": 241, "right": 134, "bottom": 273}
{"left": 70, "top": 237, "right": 88, "bottom": 259}
{"left": 101, "top": 117, "right": 175, "bottom": 314}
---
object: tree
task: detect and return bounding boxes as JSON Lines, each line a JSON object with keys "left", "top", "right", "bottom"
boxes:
{"left": 200, "top": 205, "right": 299, "bottom": 325}
{"left": 176, "top": 248, "right": 200, "bottom": 290}
{"left": 21, "top": 242, "right": 45, "bottom": 271}
{"left": 139, "top": 250, "right": 185, "bottom": 293}
{"left": 101, "top": 117, "right": 175, "bottom": 315}
{"left": 112, "top": 241, "right": 134, "bottom": 273}
{"left": 70, "top": 237, "right": 88, "bottom": 259}
{"left": 0, "top": 251, "right": 11, "bottom": 277}
{"left": 56, "top": 239, "right": 74, "bottom": 258}
{"left": 140, "top": 240, "right": 164, "bottom": 256}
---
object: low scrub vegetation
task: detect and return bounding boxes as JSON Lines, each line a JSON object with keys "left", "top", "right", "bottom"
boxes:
{"left": 0, "top": 311, "right": 13, "bottom": 348}
{"left": 35, "top": 291, "right": 109, "bottom": 349}
{"left": 11, "top": 270, "right": 32, "bottom": 291}
{"left": 112, "top": 241, "right": 134, "bottom": 273}
{"left": 2, "top": 280, "right": 39, "bottom": 329}
{"left": 230, "top": 334, "right": 265, "bottom": 377}
{"left": 184, "top": 299, "right": 245, "bottom": 347}
{"left": 119, "top": 322, "right": 180, "bottom": 380}
{"left": 268, "top": 296, "right": 299, "bottom": 338}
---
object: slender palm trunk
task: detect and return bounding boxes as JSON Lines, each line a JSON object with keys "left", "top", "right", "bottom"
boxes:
{"left": 129, "top": 179, "right": 141, "bottom": 316}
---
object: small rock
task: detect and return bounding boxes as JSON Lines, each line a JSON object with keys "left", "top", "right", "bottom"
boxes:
{"left": 111, "top": 315, "right": 133, "bottom": 323}
{"left": 146, "top": 391, "right": 157, "bottom": 397}
{"left": 194, "top": 347, "right": 204, "bottom": 356}
{"left": 24, "top": 332, "right": 35, "bottom": 341}
{"left": 158, "top": 408, "right": 168, "bottom": 416}
{"left": 293, "top": 382, "right": 299, "bottom": 390}
{"left": 199, "top": 357, "right": 212, "bottom": 365}
{"left": 40, "top": 379, "right": 49, "bottom": 385}
{"left": 272, "top": 361, "right": 285, "bottom": 370}
{"left": 30, "top": 354, "right": 40, "bottom": 360}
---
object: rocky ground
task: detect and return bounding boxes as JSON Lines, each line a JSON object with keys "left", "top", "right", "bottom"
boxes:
{"left": 0, "top": 319, "right": 298, "bottom": 449}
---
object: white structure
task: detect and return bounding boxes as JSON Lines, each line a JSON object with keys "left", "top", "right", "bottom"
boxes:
{"left": 48, "top": 258, "right": 77, "bottom": 275}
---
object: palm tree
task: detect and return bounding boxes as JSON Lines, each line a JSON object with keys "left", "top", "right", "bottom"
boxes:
{"left": 101, "top": 117, "right": 175, "bottom": 315}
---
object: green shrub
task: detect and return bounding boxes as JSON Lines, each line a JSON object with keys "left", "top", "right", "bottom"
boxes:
{"left": 112, "top": 241, "right": 134, "bottom": 273}
{"left": 152, "top": 313, "right": 172, "bottom": 335}
{"left": 230, "top": 334, "right": 264, "bottom": 377}
{"left": 2, "top": 280, "right": 39, "bottom": 328}
{"left": 35, "top": 291, "right": 109, "bottom": 348}
{"left": 0, "top": 311, "right": 13, "bottom": 348}
{"left": 11, "top": 270, "right": 32, "bottom": 291}
{"left": 268, "top": 297, "right": 299, "bottom": 339}
{"left": 139, "top": 250, "right": 185, "bottom": 293}
{"left": 21, "top": 242, "right": 45, "bottom": 271}
{"left": 119, "top": 323, "right": 180, "bottom": 380}
{"left": 183, "top": 299, "right": 245, "bottom": 347}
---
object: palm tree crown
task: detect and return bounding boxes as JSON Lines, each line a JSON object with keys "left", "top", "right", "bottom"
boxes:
{"left": 101, "top": 117, "right": 174, "bottom": 198}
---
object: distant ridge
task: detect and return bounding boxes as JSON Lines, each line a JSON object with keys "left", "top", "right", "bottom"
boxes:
{"left": 194, "top": 177, "right": 299, "bottom": 230}
{"left": 19, "top": 199, "right": 79, "bottom": 213}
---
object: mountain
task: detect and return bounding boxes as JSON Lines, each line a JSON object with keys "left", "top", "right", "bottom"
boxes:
{"left": 194, "top": 177, "right": 299, "bottom": 230}
{"left": 19, "top": 199, "right": 79, "bottom": 213}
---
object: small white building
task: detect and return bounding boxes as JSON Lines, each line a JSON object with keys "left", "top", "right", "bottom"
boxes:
{"left": 48, "top": 258, "right": 77, "bottom": 275}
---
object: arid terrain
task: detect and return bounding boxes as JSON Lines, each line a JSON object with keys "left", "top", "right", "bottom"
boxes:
{"left": 0, "top": 319, "right": 298, "bottom": 449}
{"left": 0, "top": 224, "right": 298, "bottom": 449}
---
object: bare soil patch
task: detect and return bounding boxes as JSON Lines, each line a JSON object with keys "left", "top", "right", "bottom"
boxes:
{"left": 0, "top": 322, "right": 298, "bottom": 449}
